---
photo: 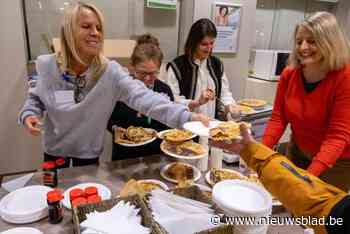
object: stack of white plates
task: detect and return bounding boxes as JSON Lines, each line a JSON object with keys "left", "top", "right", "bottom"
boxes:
{"left": 0, "top": 185, "right": 52, "bottom": 224}
{"left": 0, "top": 227, "right": 43, "bottom": 234}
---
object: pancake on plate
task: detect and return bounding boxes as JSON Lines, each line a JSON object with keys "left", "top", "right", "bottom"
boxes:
{"left": 115, "top": 126, "right": 155, "bottom": 144}
{"left": 236, "top": 105, "right": 255, "bottom": 115}
{"left": 210, "top": 168, "right": 246, "bottom": 185}
{"left": 162, "top": 140, "right": 205, "bottom": 156}
{"left": 162, "top": 129, "right": 194, "bottom": 142}
{"left": 209, "top": 121, "right": 251, "bottom": 141}
{"left": 165, "top": 162, "right": 194, "bottom": 181}
{"left": 238, "top": 98, "right": 267, "bottom": 108}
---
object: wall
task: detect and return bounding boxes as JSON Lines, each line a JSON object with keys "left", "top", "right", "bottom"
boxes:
{"left": 179, "top": 0, "right": 257, "bottom": 100}
{"left": 0, "top": 0, "right": 42, "bottom": 174}
{"left": 25, "top": 0, "right": 181, "bottom": 62}
{"left": 255, "top": 0, "right": 336, "bottom": 50}
{"left": 334, "top": 0, "right": 350, "bottom": 38}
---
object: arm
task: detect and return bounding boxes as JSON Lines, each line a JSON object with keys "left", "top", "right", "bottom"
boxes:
{"left": 167, "top": 67, "right": 212, "bottom": 110}
{"left": 210, "top": 125, "right": 348, "bottom": 234}
{"left": 18, "top": 76, "right": 46, "bottom": 136}
{"left": 262, "top": 69, "right": 290, "bottom": 148}
{"left": 307, "top": 72, "right": 350, "bottom": 176}
{"left": 113, "top": 66, "right": 209, "bottom": 128}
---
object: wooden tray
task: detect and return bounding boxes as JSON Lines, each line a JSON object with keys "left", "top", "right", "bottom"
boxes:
{"left": 72, "top": 194, "right": 163, "bottom": 234}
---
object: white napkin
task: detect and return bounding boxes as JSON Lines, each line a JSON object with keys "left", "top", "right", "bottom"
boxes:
{"left": 1, "top": 173, "right": 34, "bottom": 192}
{"left": 149, "top": 190, "right": 217, "bottom": 234}
{"left": 80, "top": 201, "right": 150, "bottom": 234}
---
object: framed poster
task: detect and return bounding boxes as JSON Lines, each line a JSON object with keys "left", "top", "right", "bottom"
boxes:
{"left": 212, "top": 2, "right": 242, "bottom": 53}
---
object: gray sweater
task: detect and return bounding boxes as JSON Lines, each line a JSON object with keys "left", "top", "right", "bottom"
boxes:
{"left": 19, "top": 54, "right": 191, "bottom": 159}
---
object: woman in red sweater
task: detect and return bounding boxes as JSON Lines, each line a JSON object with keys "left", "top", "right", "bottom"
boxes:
{"left": 263, "top": 12, "right": 350, "bottom": 191}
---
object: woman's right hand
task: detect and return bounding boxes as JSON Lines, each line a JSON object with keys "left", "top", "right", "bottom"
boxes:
{"left": 24, "top": 115, "right": 42, "bottom": 136}
{"left": 198, "top": 88, "right": 215, "bottom": 105}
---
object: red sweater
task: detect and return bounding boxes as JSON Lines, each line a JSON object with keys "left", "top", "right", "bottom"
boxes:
{"left": 262, "top": 65, "right": 350, "bottom": 176}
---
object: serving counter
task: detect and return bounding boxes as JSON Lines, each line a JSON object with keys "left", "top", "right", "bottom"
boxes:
{"left": 0, "top": 154, "right": 304, "bottom": 234}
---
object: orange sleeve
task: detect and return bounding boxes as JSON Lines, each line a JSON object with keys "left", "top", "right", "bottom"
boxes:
{"left": 262, "top": 68, "right": 290, "bottom": 148}
{"left": 308, "top": 69, "right": 350, "bottom": 175}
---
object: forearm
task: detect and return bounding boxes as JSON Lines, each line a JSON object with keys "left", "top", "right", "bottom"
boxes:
{"left": 240, "top": 143, "right": 347, "bottom": 233}
{"left": 18, "top": 93, "right": 45, "bottom": 125}
{"left": 118, "top": 76, "right": 191, "bottom": 129}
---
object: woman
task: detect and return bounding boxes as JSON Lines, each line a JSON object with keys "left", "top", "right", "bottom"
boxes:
{"left": 107, "top": 34, "right": 174, "bottom": 160}
{"left": 262, "top": 12, "right": 350, "bottom": 191}
{"left": 166, "top": 18, "right": 237, "bottom": 120}
{"left": 215, "top": 6, "right": 229, "bottom": 26}
{"left": 18, "top": 3, "right": 209, "bottom": 167}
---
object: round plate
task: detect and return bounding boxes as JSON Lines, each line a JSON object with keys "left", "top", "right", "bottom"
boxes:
{"left": 62, "top": 183, "right": 111, "bottom": 209}
{"left": 157, "top": 129, "right": 197, "bottom": 141}
{"left": 137, "top": 179, "right": 169, "bottom": 191}
{"left": 160, "top": 162, "right": 201, "bottom": 184}
{"left": 160, "top": 141, "right": 207, "bottom": 160}
{"left": 0, "top": 227, "right": 43, "bottom": 234}
{"left": 116, "top": 128, "right": 157, "bottom": 147}
{"left": 205, "top": 169, "right": 246, "bottom": 186}
{"left": 183, "top": 121, "right": 221, "bottom": 137}
{"left": 0, "top": 185, "right": 52, "bottom": 224}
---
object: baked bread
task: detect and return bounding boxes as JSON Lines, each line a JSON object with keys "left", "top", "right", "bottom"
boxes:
{"left": 162, "top": 129, "right": 194, "bottom": 142}
{"left": 166, "top": 162, "right": 194, "bottom": 181}
{"left": 238, "top": 98, "right": 267, "bottom": 108}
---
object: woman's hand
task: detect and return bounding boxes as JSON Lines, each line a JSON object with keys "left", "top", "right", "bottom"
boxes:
{"left": 190, "top": 113, "right": 210, "bottom": 127}
{"left": 209, "top": 123, "right": 256, "bottom": 154}
{"left": 225, "top": 103, "right": 241, "bottom": 120}
{"left": 198, "top": 88, "right": 215, "bottom": 105}
{"left": 24, "top": 115, "right": 42, "bottom": 136}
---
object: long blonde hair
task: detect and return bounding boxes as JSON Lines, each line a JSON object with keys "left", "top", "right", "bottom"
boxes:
{"left": 58, "top": 2, "right": 107, "bottom": 82}
{"left": 289, "top": 11, "right": 350, "bottom": 71}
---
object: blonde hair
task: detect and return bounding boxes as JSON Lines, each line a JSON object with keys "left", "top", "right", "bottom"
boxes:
{"left": 58, "top": 2, "right": 107, "bottom": 82}
{"left": 130, "top": 34, "right": 163, "bottom": 66}
{"left": 289, "top": 11, "right": 350, "bottom": 71}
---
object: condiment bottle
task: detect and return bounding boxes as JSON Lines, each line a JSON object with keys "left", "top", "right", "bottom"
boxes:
{"left": 42, "top": 161, "right": 57, "bottom": 187}
{"left": 47, "top": 190, "right": 64, "bottom": 224}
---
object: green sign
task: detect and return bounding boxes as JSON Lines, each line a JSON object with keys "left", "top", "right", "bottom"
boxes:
{"left": 146, "top": 0, "right": 177, "bottom": 10}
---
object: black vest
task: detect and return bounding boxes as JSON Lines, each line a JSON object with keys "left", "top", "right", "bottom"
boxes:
{"left": 166, "top": 55, "right": 224, "bottom": 118}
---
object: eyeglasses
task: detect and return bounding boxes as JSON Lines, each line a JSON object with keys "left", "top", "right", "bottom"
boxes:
{"left": 134, "top": 70, "right": 160, "bottom": 79}
{"left": 74, "top": 75, "right": 86, "bottom": 103}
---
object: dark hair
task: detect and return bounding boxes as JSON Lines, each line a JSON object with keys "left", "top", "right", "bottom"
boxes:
{"left": 130, "top": 33, "right": 163, "bottom": 66}
{"left": 219, "top": 6, "right": 229, "bottom": 16}
{"left": 184, "top": 18, "right": 217, "bottom": 58}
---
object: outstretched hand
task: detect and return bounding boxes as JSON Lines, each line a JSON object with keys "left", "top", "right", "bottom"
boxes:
{"left": 191, "top": 113, "right": 211, "bottom": 127}
{"left": 209, "top": 123, "right": 256, "bottom": 154}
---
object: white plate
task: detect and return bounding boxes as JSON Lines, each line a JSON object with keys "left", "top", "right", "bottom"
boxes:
{"left": 0, "top": 185, "right": 52, "bottom": 223}
{"left": 0, "top": 227, "right": 43, "bottom": 234}
{"left": 160, "top": 141, "right": 207, "bottom": 160}
{"left": 205, "top": 169, "right": 246, "bottom": 186}
{"left": 62, "top": 183, "right": 111, "bottom": 209}
{"left": 160, "top": 162, "right": 201, "bottom": 184}
{"left": 117, "top": 128, "right": 157, "bottom": 147}
{"left": 137, "top": 179, "right": 169, "bottom": 191}
{"left": 157, "top": 129, "right": 197, "bottom": 141}
{"left": 183, "top": 121, "right": 221, "bottom": 137}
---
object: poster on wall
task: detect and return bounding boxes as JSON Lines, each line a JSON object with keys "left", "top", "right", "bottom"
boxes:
{"left": 212, "top": 2, "right": 242, "bottom": 53}
{"left": 146, "top": 0, "right": 177, "bottom": 10}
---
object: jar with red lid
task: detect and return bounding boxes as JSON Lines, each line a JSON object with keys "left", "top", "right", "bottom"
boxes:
{"left": 87, "top": 195, "right": 102, "bottom": 204}
{"left": 55, "top": 157, "right": 66, "bottom": 169}
{"left": 47, "top": 190, "right": 64, "bottom": 224}
{"left": 71, "top": 197, "right": 87, "bottom": 208}
{"left": 42, "top": 161, "right": 57, "bottom": 187}
{"left": 84, "top": 186, "right": 98, "bottom": 197}
{"left": 69, "top": 188, "right": 85, "bottom": 204}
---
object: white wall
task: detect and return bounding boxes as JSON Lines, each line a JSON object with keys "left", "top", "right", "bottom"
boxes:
{"left": 0, "top": 0, "right": 42, "bottom": 174}
{"left": 183, "top": 0, "right": 257, "bottom": 100}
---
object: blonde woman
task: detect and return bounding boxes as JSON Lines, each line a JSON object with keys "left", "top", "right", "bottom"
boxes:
{"left": 18, "top": 3, "right": 209, "bottom": 167}
{"left": 262, "top": 12, "right": 350, "bottom": 191}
